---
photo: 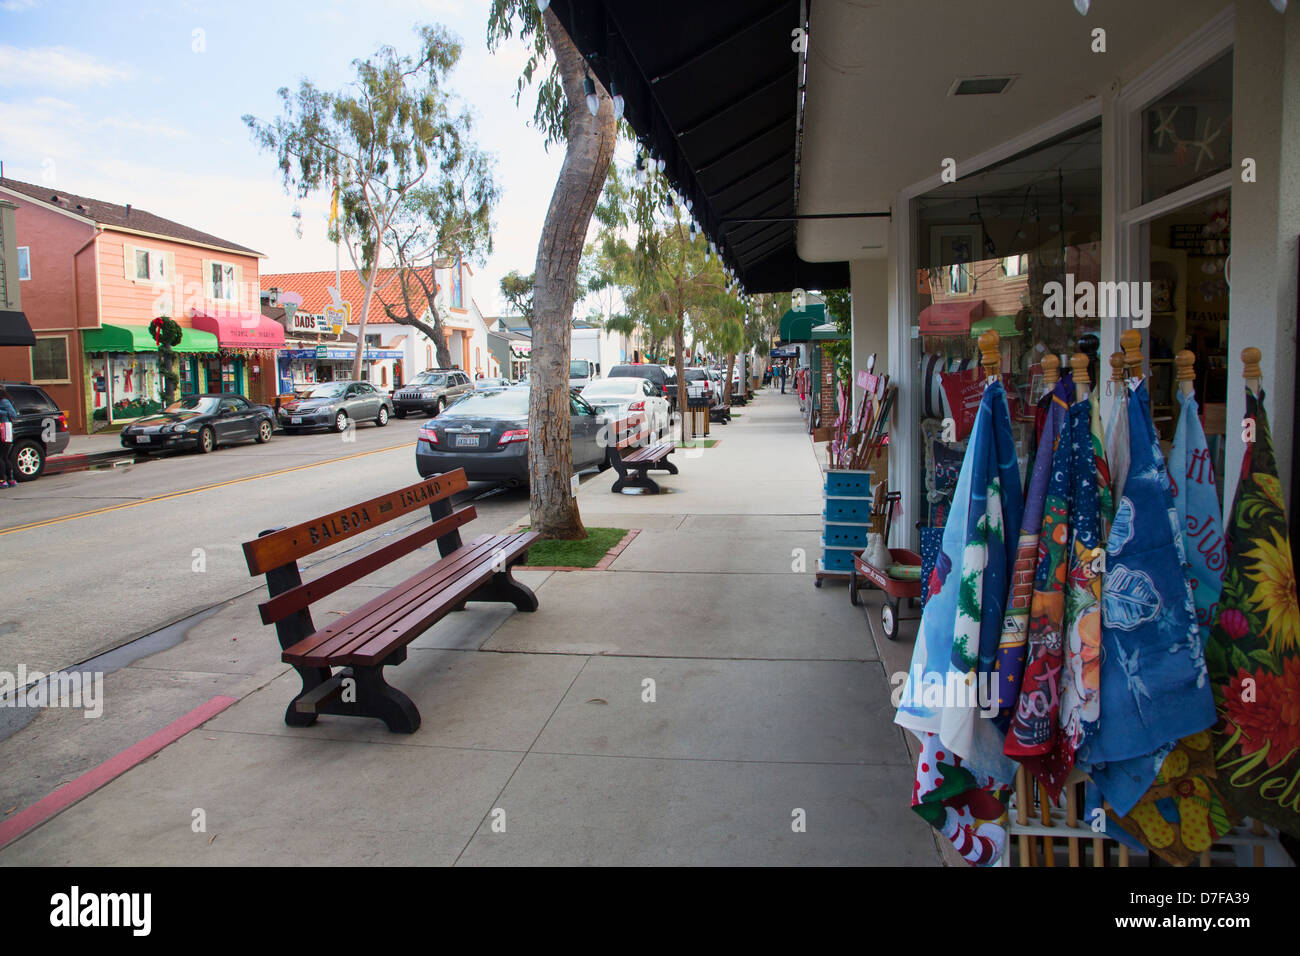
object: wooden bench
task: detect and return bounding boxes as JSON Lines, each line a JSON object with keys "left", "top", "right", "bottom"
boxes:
{"left": 241, "top": 469, "right": 538, "bottom": 733}
{"left": 607, "top": 415, "right": 677, "bottom": 494}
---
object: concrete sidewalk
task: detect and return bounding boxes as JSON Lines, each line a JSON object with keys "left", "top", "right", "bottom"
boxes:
{"left": 0, "top": 386, "right": 941, "bottom": 866}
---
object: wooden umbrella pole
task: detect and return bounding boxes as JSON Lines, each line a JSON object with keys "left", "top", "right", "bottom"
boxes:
{"left": 1015, "top": 765, "right": 1033, "bottom": 866}
{"left": 1242, "top": 346, "right": 1263, "bottom": 398}
{"left": 1121, "top": 329, "right": 1144, "bottom": 380}
{"left": 1109, "top": 351, "right": 1126, "bottom": 393}
{"left": 1040, "top": 781, "right": 1055, "bottom": 867}
{"left": 1041, "top": 353, "right": 1061, "bottom": 395}
{"left": 1065, "top": 780, "right": 1082, "bottom": 867}
{"left": 1071, "top": 352, "right": 1091, "bottom": 403}
{"left": 979, "top": 330, "right": 1001, "bottom": 381}
{"left": 1175, "top": 349, "right": 1196, "bottom": 399}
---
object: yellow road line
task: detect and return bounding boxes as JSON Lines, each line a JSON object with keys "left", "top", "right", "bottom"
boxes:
{"left": 1, "top": 440, "right": 416, "bottom": 536}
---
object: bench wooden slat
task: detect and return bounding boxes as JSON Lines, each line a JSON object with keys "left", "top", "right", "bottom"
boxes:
{"left": 243, "top": 470, "right": 468, "bottom": 575}
{"left": 623, "top": 442, "right": 673, "bottom": 464}
{"left": 283, "top": 534, "right": 507, "bottom": 664}
{"left": 343, "top": 532, "right": 537, "bottom": 666}
{"left": 257, "top": 504, "right": 478, "bottom": 626}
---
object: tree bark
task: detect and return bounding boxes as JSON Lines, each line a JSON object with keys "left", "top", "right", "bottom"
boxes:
{"left": 724, "top": 352, "right": 736, "bottom": 406}
{"left": 529, "top": 9, "right": 617, "bottom": 538}
{"left": 672, "top": 313, "right": 687, "bottom": 441}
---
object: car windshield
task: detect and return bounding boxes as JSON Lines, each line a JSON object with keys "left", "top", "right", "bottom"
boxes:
{"left": 442, "top": 388, "right": 530, "bottom": 418}
{"left": 411, "top": 373, "right": 447, "bottom": 386}
{"left": 582, "top": 379, "right": 641, "bottom": 398}
{"left": 570, "top": 360, "right": 591, "bottom": 378}
{"left": 685, "top": 369, "right": 708, "bottom": 381}
{"left": 164, "top": 396, "right": 220, "bottom": 415}
{"left": 307, "top": 383, "right": 348, "bottom": 399}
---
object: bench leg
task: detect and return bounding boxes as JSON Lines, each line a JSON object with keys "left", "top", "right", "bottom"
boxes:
{"left": 655, "top": 457, "right": 679, "bottom": 475}
{"left": 289, "top": 651, "right": 421, "bottom": 734}
{"left": 285, "top": 664, "right": 333, "bottom": 728}
{"left": 469, "top": 562, "right": 538, "bottom": 612}
{"left": 620, "top": 468, "right": 660, "bottom": 494}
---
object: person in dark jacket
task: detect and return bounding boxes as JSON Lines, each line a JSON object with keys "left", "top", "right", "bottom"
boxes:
{"left": 0, "top": 386, "right": 18, "bottom": 486}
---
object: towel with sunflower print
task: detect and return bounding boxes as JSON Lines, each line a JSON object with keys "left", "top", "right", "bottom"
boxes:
{"left": 1206, "top": 389, "right": 1300, "bottom": 838}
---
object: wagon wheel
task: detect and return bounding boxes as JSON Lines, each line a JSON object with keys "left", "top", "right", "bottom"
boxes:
{"left": 849, "top": 568, "right": 860, "bottom": 606}
{"left": 881, "top": 599, "right": 900, "bottom": 641}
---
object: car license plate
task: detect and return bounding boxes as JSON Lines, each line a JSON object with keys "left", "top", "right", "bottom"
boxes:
{"left": 136, "top": 435, "right": 151, "bottom": 443}
{"left": 455, "top": 434, "right": 479, "bottom": 447}
{"left": 291, "top": 416, "right": 302, "bottom": 424}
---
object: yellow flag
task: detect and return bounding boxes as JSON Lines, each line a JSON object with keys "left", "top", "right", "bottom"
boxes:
{"left": 328, "top": 183, "right": 339, "bottom": 231}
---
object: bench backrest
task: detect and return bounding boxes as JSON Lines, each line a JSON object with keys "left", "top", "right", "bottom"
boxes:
{"left": 609, "top": 415, "right": 651, "bottom": 451}
{"left": 243, "top": 470, "right": 474, "bottom": 627}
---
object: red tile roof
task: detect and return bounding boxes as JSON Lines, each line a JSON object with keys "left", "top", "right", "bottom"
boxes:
{"left": 0, "top": 177, "right": 263, "bottom": 256}
{"left": 260, "top": 267, "right": 437, "bottom": 325}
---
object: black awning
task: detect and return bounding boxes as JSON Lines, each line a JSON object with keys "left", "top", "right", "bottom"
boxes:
{"left": 0, "top": 310, "right": 35, "bottom": 347}
{"left": 551, "top": 0, "right": 849, "bottom": 294}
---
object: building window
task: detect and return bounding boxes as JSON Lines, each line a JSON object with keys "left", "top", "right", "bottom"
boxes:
{"left": 210, "top": 262, "right": 237, "bottom": 300}
{"left": 426, "top": 345, "right": 432, "bottom": 366}
{"left": 31, "top": 336, "right": 69, "bottom": 382}
{"left": 17, "top": 246, "right": 30, "bottom": 280}
{"left": 1141, "top": 51, "right": 1233, "bottom": 204}
{"left": 1002, "top": 254, "right": 1028, "bottom": 277}
{"left": 365, "top": 333, "right": 381, "bottom": 347}
{"left": 451, "top": 257, "right": 463, "bottom": 309}
{"left": 135, "top": 248, "right": 166, "bottom": 281}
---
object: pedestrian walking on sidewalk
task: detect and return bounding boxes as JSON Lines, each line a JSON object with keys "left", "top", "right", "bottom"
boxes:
{"left": 0, "top": 386, "right": 18, "bottom": 487}
{"left": 779, "top": 361, "right": 787, "bottom": 394}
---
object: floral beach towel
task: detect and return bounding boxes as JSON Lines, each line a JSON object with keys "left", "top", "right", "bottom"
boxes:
{"left": 1206, "top": 389, "right": 1300, "bottom": 838}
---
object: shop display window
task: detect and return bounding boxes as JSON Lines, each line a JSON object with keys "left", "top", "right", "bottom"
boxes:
{"left": 1141, "top": 52, "right": 1233, "bottom": 204}
{"left": 912, "top": 121, "right": 1102, "bottom": 531}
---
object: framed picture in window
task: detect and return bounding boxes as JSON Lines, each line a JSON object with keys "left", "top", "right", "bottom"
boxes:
{"left": 929, "top": 226, "right": 983, "bottom": 296}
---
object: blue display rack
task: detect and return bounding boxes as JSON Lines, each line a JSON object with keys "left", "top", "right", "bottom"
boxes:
{"left": 815, "top": 468, "right": 873, "bottom": 588}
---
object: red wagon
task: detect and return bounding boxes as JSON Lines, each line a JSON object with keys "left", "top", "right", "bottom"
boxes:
{"left": 850, "top": 547, "right": 922, "bottom": 641}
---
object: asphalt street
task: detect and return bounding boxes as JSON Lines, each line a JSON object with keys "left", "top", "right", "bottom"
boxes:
{"left": 0, "top": 417, "right": 556, "bottom": 676}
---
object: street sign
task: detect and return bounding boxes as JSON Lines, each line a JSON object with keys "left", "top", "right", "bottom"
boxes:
{"left": 315, "top": 345, "right": 328, "bottom": 360}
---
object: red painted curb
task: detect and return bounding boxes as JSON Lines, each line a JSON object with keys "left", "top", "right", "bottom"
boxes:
{"left": 0, "top": 694, "right": 239, "bottom": 850}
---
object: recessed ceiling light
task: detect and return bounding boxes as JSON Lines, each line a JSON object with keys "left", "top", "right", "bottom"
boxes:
{"left": 949, "top": 75, "right": 1019, "bottom": 96}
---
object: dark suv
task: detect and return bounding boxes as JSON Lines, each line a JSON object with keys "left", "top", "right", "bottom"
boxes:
{"left": 607, "top": 363, "right": 669, "bottom": 396}
{"left": 2, "top": 382, "right": 71, "bottom": 481}
{"left": 392, "top": 369, "right": 474, "bottom": 418}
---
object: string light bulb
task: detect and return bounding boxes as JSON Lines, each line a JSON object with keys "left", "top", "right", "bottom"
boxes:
{"left": 1073, "top": 0, "right": 1090, "bottom": 14}
{"left": 583, "top": 70, "right": 599, "bottom": 117}
{"left": 536, "top": 0, "right": 551, "bottom": 11}
{"left": 610, "top": 81, "right": 625, "bottom": 120}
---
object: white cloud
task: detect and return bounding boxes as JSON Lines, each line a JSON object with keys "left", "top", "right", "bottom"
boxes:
{"left": 0, "top": 45, "right": 135, "bottom": 88}
{"left": 0, "top": 0, "right": 41, "bottom": 12}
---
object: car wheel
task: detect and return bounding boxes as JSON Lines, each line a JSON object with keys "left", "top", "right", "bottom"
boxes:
{"left": 435, "top": 398, "right": 445, "bottom": 416}
{"left": 255, "top": 418, "right": 273, "bottom": 443}
{"left": 394, "top": 408, "right": 406, "bottom": 419}
{"left": 376, "top": 406, "right": 390, "bottom": 427}
{"left": 13, "top": 439, "right": 45, "bottom": 481}
{"left": 334, "top": 411, "right": 348, "bottom": 433}
{"left": 197, "top": 427, "right": 215, "bottom": 454}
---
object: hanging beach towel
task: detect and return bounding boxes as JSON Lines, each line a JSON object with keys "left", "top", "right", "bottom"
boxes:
{"left": 1078, "top": 380, "right": 1216, "bottom": 816}
{"left": 1205, "top": 388, "right": 1300, "bottom": 838}
{"left": 1097, "top": 385, "right": 1238, "bottom": 864}
{"left": 897, "top": 376, "right": 1024, "bottom": 864}
{"left": 995, "top": 380, "right": 1069, "bottom": 725}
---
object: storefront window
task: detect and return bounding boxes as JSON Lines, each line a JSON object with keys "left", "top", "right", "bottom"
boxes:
{"left": 913, "top": 121, "right": 1102, "bottom": 529}
{"left": 1141, "top": 52, "right": 1233, "bottom": 204}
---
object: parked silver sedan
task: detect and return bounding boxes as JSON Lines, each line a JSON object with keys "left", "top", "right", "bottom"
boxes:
{"left": 278, "top": 380, "right": 394, "bottom": 433}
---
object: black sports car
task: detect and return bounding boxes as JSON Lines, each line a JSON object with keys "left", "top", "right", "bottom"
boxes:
{"left": 120, "top": 393, "right": 274, "bottom": 455}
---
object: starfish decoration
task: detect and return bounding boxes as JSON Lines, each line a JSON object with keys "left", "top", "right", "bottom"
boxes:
{"left": 1152, "top": 106, "right": 1179, "bottom": 149}
{"left": 1192, "top": 116, "right": 1227, "bottom": 173}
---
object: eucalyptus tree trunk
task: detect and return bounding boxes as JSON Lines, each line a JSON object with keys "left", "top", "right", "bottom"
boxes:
{"left": 672, "top": 312, "right": 687, "bottom": 441}
{"left": 528, "top": 9, "right": 617, "bottom": 538}
{"left": 724, "top": 353, "right": 737, "bottom": 406}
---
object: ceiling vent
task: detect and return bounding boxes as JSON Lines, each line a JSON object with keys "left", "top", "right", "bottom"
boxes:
{"left": 949, "top": 75, "right": 1018, "bottom": 96}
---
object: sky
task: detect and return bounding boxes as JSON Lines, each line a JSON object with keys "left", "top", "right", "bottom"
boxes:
{"left": 0, "top": 0, "right": 624, "bottom": 316}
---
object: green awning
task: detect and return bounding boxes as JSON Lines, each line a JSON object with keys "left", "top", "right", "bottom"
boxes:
{"left": 82, "top": 324, "right": 219, "bottom": 354}
{"left": 969, "top": 314, "right": 1021, "bottom": 338}
{"left": 777, "top": 303, "right": 827, "bottom": 343}
{"left": 809, "top": 322, "right": 847, "bottom": 341}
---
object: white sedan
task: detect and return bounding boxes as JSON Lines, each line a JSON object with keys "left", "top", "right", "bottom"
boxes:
{"left": 580, "top": 377, "right": 671, "bottom": 439}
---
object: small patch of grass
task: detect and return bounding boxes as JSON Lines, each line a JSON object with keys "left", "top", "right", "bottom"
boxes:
{"left": 675, "top": 439, "right": 719, "bottom": 448}
{"left": 522, "top": 527, "right": 629, "bottom": 567}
